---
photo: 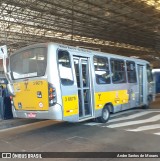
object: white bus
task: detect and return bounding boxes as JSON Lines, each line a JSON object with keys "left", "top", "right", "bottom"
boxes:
{"left": 0, "top": 43, "right": 155, "bottom": 122}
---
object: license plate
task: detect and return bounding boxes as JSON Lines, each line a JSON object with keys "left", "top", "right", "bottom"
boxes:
{"left": 27, "top": 113, "right": 36, "bottom": 118}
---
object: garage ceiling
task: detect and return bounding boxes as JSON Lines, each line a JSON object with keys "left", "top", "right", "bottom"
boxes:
{"left": 0, "top": 0, "right": 160, "bottom": 67}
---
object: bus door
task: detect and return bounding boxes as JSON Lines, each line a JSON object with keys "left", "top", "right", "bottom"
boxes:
{"left": 73, "top": 57, "right": 93, "bottom": 120}
{"left": 137, "top": 65, "right": 144, "bottom": 105}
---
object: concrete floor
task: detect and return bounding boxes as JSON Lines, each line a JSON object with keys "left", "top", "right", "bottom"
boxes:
{"left": 150, "top": 94, "right": 160, "bottom": 109}
{"left": 0, "top": 97, "right": 160, "bottom": 161}
{"left": 0, "top": 115, "right": 160, "bottom": 159}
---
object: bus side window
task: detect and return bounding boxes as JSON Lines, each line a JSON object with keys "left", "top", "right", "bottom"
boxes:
{"left": 94, "top": 56, "right": 110, "bottom": 84}
{"left": 126, "top": 61, "right": 137, "bottom": 83}
{"left": 111, "top": 59, "right": 126, "bottom": 84}
{"left": 58, "top": 50, "right": 74, "bottom": 86}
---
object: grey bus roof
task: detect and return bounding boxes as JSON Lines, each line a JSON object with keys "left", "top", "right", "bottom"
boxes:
{"left": 11, "top": 42, "right": 149, "bottom": 64}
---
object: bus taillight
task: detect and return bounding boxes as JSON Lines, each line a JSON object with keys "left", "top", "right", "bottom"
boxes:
{"left": 48, "top": 83, "right": 56, "bottom": 106}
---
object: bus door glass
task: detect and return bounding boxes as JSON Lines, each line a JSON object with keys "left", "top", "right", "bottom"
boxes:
{"left": 126, "top": 61, "right": 137, "bottom": 108}
{"left": 137, "top": 65, "right": 144, "bottom": 105}
{"left": 73, "top": 57, "right": 92, "bottom": 119}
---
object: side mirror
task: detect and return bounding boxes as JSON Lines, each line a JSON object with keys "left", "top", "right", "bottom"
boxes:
{"left": 7, "top": 84, "right": 15, "bottom": 96}
{"left": 0, "top": 45, "right": 8, "bottom": 59}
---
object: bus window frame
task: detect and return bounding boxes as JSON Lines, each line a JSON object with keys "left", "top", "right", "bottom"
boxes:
{"left": 126, "top": 60, "right": 137, "bottom": 83}
{"left": 10, "top": 47, "right": 48, "bottom": 80}
{"left": 110, "top": 58, "right": 127, "bottom": 84}
{"left": 93, "top": 55, "right": 111, "bottom": 85}
{"left": 57, "top": 49, "right": 74, "bottom": 86}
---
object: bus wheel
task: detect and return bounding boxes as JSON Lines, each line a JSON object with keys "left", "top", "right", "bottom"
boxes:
{"left": 97, "top": 105, "right": 110, "bottom": 123}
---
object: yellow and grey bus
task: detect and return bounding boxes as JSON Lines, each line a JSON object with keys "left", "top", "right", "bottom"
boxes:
{"left": 4, "top": 43, "right": 155, "bottom": 122}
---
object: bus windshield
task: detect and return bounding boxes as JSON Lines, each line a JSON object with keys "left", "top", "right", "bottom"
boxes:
{"left": 10, "top": 47, "right": 47, "bottom": 80}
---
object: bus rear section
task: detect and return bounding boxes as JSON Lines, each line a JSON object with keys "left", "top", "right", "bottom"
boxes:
{"left": 10, "top": 45, "right": 61, "bottom": 119}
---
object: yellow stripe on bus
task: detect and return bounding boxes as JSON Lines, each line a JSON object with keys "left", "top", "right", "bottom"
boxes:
{"left": 63, "top": 95, "right": 78, "bottom": 117}
{"left": 95, "top": 90, "right": 129, "bottom": 109}
{"left": 63, "top": 90, "right": 129, "bottom": 116}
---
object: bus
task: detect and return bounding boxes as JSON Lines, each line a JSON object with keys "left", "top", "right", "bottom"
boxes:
{"left": 0, "top": 43, "right": 155, "bottom": 122}
{"left": 152, "top": 69, "right": 160, "bottom": 94}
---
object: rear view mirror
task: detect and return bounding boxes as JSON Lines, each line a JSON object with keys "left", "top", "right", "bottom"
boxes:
{"left": 7, "top": 84, "right": 15, "bottom": 96}
{"left": 0, "top": 45, "right": 8, "bottom": 59}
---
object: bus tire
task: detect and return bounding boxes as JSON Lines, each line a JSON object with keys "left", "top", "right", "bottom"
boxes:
{"left": 97, "top": 105, "right": 110, "bottom": 123}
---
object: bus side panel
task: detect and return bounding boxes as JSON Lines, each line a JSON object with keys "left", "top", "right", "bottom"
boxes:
{"left": 127, "top": 84, "right": 139, "bottom": 108}
{"left": 61, "top": 94, "right": 79, "bottom": 122}
{"left": 95, "top": 90, "right": 129, "bottom": 110}
{"left": 62, "top": 95, "right": 79, "bottom": 117}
